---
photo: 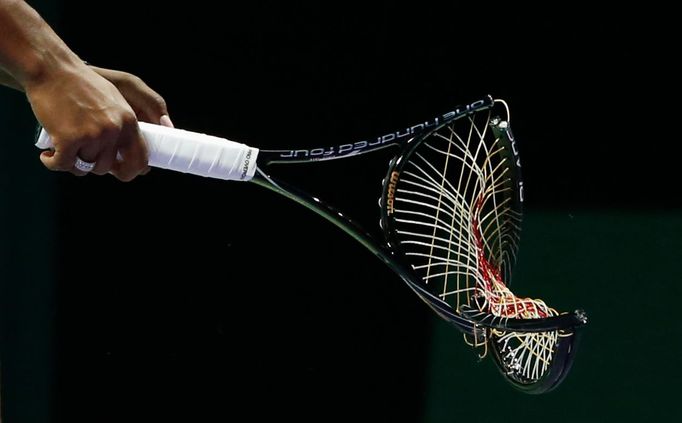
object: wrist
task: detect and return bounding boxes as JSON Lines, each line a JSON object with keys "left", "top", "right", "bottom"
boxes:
{"left": 19, "top": 47, "right": 85, "bottom": 91}
{"left": 0, "top": 0, "right": 83, "bottom": 89}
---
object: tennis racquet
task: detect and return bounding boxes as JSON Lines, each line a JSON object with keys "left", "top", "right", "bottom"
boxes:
{"left": 36, "top": 95, "right": 587, "bottom": 393}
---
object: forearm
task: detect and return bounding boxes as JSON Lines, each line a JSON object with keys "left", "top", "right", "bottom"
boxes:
{"left": 0, "top": 0, "right": 82, "bottom": 89}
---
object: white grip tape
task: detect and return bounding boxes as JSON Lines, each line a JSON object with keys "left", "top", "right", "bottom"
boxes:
{"left": 35, "top": 122, "right": 259, "bottom": 181}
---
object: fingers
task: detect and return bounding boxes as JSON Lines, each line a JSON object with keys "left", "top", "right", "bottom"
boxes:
{"left": 128, "top": 85, "right": 170, "bottom": 125}
{"left": 90, "top": 141, "right": 117, "bottom": 176}
{"left": 39, "top": 145, "right": 77, "bottom": 172}
{"left": 107, "top": 71, "right": 174, "bottom": 128}
{"left": 159, "top": 114, "right": 174, "bottom": 128}
{"left": 35, "top": 66, "right": 169, "bottom": 181}
{"left": 109, "top": 120, "right": 149, "bottom": 182}
{"left": 42, "top": 123, "right": 124, "bottom": 177}
{"left": 40, "top": 150, "right": 90, "bottom": 177}
{"left": 39, "top": 116, "right": 150, "bottom": 181}
{"left": 39, "top": 150, "right": 68, "bottom": 171}
{"left": 76, "top": 131, "right": 110, "bottom": 176}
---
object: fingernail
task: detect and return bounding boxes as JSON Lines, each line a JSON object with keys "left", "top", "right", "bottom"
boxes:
{"left": 160, "top": 115, "right": 174, "bottom": 128}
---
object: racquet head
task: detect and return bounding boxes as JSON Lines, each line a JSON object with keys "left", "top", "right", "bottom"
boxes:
{"left": 379, "top": 96, "right": 586, "bottom": 393}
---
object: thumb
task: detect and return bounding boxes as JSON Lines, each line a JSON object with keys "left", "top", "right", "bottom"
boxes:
{"left": 127, "top": 87, "right": 172, "bottom": 127}
{"left": 159, "top": 114, "right": 174, "bottom": 128}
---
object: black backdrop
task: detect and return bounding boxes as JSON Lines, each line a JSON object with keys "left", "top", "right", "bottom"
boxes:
{"left": 1, "top": 1, "right": 678, "bottom": 422}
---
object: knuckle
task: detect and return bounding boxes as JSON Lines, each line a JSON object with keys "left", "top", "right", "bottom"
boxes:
{"left": 129, "top": 74, "right": 145, "bottom": 86}
{"left": 41, "top": 161, "right": 59, "bottom": 171}
{"left": 153, "top": 94, "right": 167, "bottom": 111}
{"left": 118, "top": 72, "right": 140, "bottom": 86}
{"left": 92, "top": 162, "right": 112, "bottom": 175}
{"left": 97, "top": 165, "right": 114, "bottom": 176}
{"left": 120, "top": 111, "right": 138, "bottom": 128}
{"left": 49, "top": 134, "right": 79, "bottom": 154}
{"left": 52, "top": 157, "right": 74, "bottom": 171}
{"left": 82, "top": 120, "right": 119, "bottom": 142}
{"left": 116, "top": 172, "right": 136, "bottom": 182}
{"left": 111, "top": 164, "right": 140, "bottom": 182}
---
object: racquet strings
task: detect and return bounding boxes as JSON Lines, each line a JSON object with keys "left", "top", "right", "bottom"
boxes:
{"left": 391, "top": 104, "right": 561, "bottom": 382}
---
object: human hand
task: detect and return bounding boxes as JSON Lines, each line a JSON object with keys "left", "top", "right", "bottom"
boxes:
{"left": 90, "top": 66, "right": 174, "bottom": 177}
{"left": 90, "top": 66, "right": 174, "bottom": 129}
{"left": 25, "top": 61, "right": 169, "bottom": 181}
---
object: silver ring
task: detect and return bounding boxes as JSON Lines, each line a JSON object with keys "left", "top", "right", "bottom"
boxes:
{"left": 74, "top": 156, "right": 96, "bottom": 173}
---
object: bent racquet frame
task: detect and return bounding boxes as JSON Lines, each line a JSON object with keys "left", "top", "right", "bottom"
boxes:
{"left": 253, "top": 95, "right": 587, "bottom": 393}
{"left": 36, "top": 95, "right": 587, "bottom": 393}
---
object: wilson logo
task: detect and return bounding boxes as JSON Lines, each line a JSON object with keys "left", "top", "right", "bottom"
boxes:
{"left": 386, "top": 171, "right": 400, "bottom": 215}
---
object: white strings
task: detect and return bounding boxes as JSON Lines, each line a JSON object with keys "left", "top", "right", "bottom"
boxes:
{"left": 391, "top": 103, "right": 559, "bottom": 383}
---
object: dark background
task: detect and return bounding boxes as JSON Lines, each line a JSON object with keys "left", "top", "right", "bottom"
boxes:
{"left": 1, "top": 1, "right": 678, "bottom": 422}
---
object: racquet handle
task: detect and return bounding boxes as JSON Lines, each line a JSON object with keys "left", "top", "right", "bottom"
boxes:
{"left": 35, "top": 122, "right": 259, "bottom": 181}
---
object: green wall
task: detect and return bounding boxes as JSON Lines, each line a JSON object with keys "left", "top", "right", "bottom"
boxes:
{"left": 424, "top": 211, "right": 682, "bottom": 421}
{"left": 0, "top": 2, "right": 58, "bottom": 420}
{"left": 0, "top": 86, "right": 56, "bottom": 423}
